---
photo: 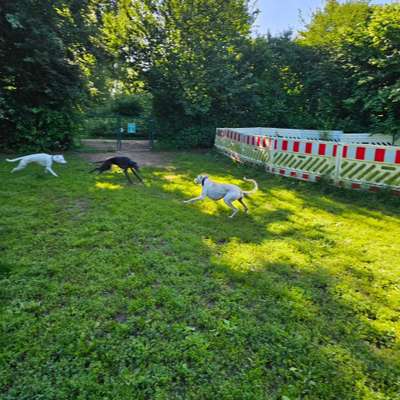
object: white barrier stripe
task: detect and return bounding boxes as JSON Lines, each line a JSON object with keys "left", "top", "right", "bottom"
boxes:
{"left": 365, "top": 147, "right": 375, "bottom": 162}
{"left": 347, "top": 146, "right": 356, "bottom": 160}
{"left": 385, "top": 149, "right": 396, "bottom": 163}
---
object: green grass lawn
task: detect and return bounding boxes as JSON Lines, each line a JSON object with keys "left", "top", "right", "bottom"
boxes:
{"left": 1, "top": 151, "right": 399, "bottom": 400}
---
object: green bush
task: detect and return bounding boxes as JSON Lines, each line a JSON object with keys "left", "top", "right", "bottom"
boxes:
{"left": 1, "top": 107, "right": 79, "bottom": 152}
{"left": 112, "top": 95, "right": 144, "bottom": 117}
{"left": 83, "top": 118, "right": 117, "bottom": 139}
{"left": 158, "top": 125, "right": 216, "bottom": 149}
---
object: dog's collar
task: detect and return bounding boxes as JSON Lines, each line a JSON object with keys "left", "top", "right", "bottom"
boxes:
{"left": 201, "top": 176, "right": 208, "bottom": 186}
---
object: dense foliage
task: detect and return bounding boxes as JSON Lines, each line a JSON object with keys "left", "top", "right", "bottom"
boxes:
{"left": 0, "top": 0, "right": 399, "bottom": 149}
{"left": 101, "top": 0, "right": 399, "bottom": 147}
{"left": 298, "top": 1, "right": 400, "bottom": 141}
{"left": 0, "top": 0, "right": 102, "bottom": 150}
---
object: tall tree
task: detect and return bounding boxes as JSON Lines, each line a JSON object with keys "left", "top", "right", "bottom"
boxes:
{"left": 298, "top": 1, "right": 400, "bottom": 140}
{"left": 298, "top": 0, "right": 371, "bottom": 48}
{"left": 101, "top": 0, "right": 256, "bottom": 147}
{"left": 0, "top": 0, "right": 104, "bottom": 150}
{"left": 336, "top": 4, "right": 400, "bottom": 141}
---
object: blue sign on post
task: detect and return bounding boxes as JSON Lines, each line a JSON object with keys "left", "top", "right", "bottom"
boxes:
{"left": 127, "top": 123, "right": 137, "bottom": 134}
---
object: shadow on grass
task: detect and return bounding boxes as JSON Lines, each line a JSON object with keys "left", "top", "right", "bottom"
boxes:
{"left": 141, "top": 154, "right": 400, "bottom": 398}
{"left": 0, "top": 152, "right": 399, "bottom": 399}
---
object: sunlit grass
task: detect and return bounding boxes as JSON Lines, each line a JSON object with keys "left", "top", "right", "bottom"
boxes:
{"left": 95, "top": 181, "right": 124, "bottom": 190}
{"left": 0, "top": 151, "right": 399, "bottom": 400}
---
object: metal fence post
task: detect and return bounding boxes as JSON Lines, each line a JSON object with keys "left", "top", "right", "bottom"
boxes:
{"left": 334, "top": 143, "right": 343, "bottom": 184}
{"left": 267, "top": 136, "right": 276, "bottom": 173}
{"left": 116, "top": 116, "right": 123, "bottom": 151}
{"left": 149, "top": 119, "right": 154, "bottom": 149}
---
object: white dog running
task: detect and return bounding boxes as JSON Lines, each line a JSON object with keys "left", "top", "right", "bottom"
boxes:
{"left": 184, "top": 175, "right": 258, "bottom": 218}
{"left": 6, "top": 153, "right": 67, "bottom": 177}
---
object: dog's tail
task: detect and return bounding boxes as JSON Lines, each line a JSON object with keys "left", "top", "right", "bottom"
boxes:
{"left": 242, "top": 177, "right": 258, "bottom": 196}
{"left": 6, "top": 157, "right": 23, "bottom": 162}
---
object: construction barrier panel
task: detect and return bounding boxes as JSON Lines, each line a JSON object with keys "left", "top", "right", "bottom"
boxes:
{"left": 214, "top": 128, "right": 400, "bottom": 194}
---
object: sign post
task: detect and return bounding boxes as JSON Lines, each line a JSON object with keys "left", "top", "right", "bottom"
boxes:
{"left": 127, "top": 123, "right": 136, "bottom": 134}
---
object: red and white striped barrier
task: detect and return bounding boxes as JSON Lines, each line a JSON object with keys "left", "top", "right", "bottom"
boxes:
{"left": 215, "top": 129, "right": 400, "bottom": 194}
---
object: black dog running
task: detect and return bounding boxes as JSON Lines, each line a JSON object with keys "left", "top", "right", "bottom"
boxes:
{"left": 90, "top": 156, "right": 143, "bottom": 184}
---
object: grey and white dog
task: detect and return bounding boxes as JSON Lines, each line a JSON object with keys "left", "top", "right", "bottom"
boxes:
{"left": 183, "top": 175, "right": 258, "bottom": 218}
{"left": 6, "top": 153, "right": 67, "bottom": 177}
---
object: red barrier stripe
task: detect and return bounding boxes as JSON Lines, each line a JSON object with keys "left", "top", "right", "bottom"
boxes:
{"left": 274, "top": 139, "right": 277, "bottom": 150}
{"left": 293, "top": 141, "right": 299, "bottom": 152}
{"left": 290, "top": 171, "right": 297, "bottom": 177}
{"left": 257, "top": 136, "right": 261, "bottom": 146}
{"left": 280, "top": 169, "right": 285, "bottom": 175}
{"left": 303, "top": 173, "right": 309, "bottom": 180}
{"left": 396, "top": 150, "right": 400, "bottom": 164}
{"left": 333, "top": 144, "right": 337, "bottom": 157}
{"left": 305, "top": 143, "right": 312, "bottom": 154}
{"left": 374, "top": 148, "right": 385, "bottom": 162}
{"left": 369, "top": 186, "right": 380, "bottom": 192}
{"left": 342, "top": 146, "right": 348, "bottom": 158}
{"left": 262, "top": 137, "right": 267, "bottom": 147}
{"left": 352, "top": 183, "right": 361, "bottom": 189}
{"left": 318, "top": 143, "right": 326, "bottom": 156}
{"left": 356, "top": 147, "right": 366, "bottom": 160}
{"left": 282, "top": 140, "right": 288, "bottom": 151}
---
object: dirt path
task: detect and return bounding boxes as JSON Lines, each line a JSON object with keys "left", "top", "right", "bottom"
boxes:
{"left": 78, "top": 139, "right": 177, "bottom": 168}
{"left": 80, "top": 150, "right": 177, "bottom": 168}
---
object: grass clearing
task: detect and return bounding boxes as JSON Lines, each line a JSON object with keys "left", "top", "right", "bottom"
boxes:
{"left": 1, "top": 151, "right": 399, "bottom": 399}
